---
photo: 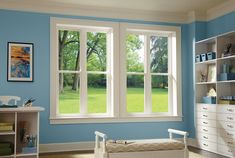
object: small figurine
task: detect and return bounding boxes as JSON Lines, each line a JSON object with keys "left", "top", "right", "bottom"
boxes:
{"left": 23, "top": 98, "right": 36, "bottom": 107}
{"left": 200, "top": 71, "right": 207, "bottom": 82}
{"left": 222, "top": 43, "right": 232, "bottom": 57}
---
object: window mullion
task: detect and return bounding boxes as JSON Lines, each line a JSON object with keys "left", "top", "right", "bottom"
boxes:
{"left": 168, "top": 35, "right": 173, "bottom": 115}
{"left": 80, "top": 30, "right": 88, "bottom": 114}
{"left": 144, "top": 35, "right": 152, "bottom": 114}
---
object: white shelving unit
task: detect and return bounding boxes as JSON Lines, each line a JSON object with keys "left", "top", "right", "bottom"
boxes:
{"left": 0, "top": 107, "right": 44, "bottom": 158}
{"left": 195, "top": 31, "right": 235, "bottom": 157}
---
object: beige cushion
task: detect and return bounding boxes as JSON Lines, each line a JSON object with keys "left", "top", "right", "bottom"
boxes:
{"left": 106, "top": 139, "right": 185, "bottom": 153}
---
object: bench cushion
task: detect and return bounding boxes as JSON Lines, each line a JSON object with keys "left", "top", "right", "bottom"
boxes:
{"left": 106, "top": 139, "right": 185, "bottom": 153}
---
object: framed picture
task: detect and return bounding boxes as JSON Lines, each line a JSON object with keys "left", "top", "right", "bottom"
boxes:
{"left": 207, "top": 64, "right": 216, "bottom": 82}
{"left": 7, "top": 42, "right": 34, "bottom": 82}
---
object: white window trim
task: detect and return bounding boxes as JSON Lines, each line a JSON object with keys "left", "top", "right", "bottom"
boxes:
{"left": 119, "top": 23, "right": 182, "bottom": 118}
{"left": 50, "top": 18, "right": 182, "bottom": 124}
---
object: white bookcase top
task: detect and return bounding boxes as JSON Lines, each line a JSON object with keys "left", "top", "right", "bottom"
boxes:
{"left": 0, "top": 106, "right": 44, "bottom": 112}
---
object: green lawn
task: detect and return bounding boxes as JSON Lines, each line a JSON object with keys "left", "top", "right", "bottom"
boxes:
{"left": 59, "top": 87, "right": 168, "bottom": 114}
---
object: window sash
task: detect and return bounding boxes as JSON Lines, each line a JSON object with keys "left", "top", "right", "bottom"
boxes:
{"left": 56, "top": 28, "right": 111, "bottom": 116}
{"left": 124, "top": 33, "right": 172, "bottom": 116}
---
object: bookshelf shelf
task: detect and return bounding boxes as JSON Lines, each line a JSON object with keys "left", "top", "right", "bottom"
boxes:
{"left": 0, "top": 107, "right": 44, "bottom": 158}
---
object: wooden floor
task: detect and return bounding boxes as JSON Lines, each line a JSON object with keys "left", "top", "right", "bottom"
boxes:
{"left": 188, "top": 146, "right": 228, "bottom": 158}
{"left": 39, "top": 147, "right": 229, "bottom": 158}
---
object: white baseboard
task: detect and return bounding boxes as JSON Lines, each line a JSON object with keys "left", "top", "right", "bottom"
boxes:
{"left": 40, "top": 138, "right": 199, "bottom": 153}
{"left": 39, "top": 141, "right": 95, "bottom": 153}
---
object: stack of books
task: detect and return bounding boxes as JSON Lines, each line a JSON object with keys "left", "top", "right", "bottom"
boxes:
{"left": 0, "top": 142, "right": 13, "bottom": 156}
{"left": 0, "top": 123, "right": 14, "bottom": 131}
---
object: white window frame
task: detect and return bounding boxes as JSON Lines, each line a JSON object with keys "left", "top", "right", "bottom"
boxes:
{"left": 50, "top": 18, "right": 182, "bottom": 124}
{"left": 50, "top": 18, "right": 120, "bottom": 123}
{"left": 120, "top": 23, "right": 182, "bottom": 118}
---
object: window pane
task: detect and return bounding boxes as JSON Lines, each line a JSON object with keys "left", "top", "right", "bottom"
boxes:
{"left": 58, "top": 30, "right": 80, "bottom": 71}
{"left": 152, "top": 75, "right": 168, "bottom": 112}
{"left": 87, "top": 32, "right": 107, "bottom": 71}
{"left": 59, "top": 73, "right": 80, "bottom": 114}
{"left": 88, "top": 74, "right": 107, "bottom": 113}
{"left": 126, "top": 34, "right": 144, "bottom": 72}
{"left": 127, "top": 75, "right": 144, "bottom": 112}
{"left": 150, "top": 36, "right": 168, "bottom": 73}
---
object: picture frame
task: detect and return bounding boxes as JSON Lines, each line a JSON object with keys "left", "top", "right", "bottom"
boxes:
{"left": 207, "top": 64, "right": 216, "bottom": 82}
{"left": 7, "top": 42, "right": 34, "bottom": 82}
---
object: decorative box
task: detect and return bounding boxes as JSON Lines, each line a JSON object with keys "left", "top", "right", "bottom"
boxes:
{"left": 22, "top": 147, "right": 37, "bottom": 154}
{"left": 201, "top": 53, "right": 207, "bottom": 62}
{"left": 218, "top": 73, "right": 235, "bottom": 81}
{"left": 202, "top": 96, "right": 216, "bottom": 104}
{"left": 207, "top": 52, "right": 216, "bottom": 60}
{"left": 195, "top": 55, "right": 201, "bottom": 63}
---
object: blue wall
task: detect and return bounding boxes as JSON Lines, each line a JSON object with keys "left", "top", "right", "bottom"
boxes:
{"left": 0, "top": 9, "right": 234, "bottom": 144}
{"left": 0, "top": 10, "right": 189, "bottom": 144}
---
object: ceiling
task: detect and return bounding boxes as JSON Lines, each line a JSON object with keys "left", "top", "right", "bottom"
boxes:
{"left": 0, "top": 0, "right": 233, "bottom": 23}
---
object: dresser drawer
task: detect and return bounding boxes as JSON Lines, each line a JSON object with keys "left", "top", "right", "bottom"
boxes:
{"left": 197, "top": 125, "right": 217, "bottom": 135}
{"left": 217, "top": 113, "right": 235, "bottom": 122}
{"left": 197, "top": 118, "right": 216, "bottom": 128}
{"left": 197, "top": 111, "right": 216, "bottom": 120}
{"left": 218, "top": 129, "right": 235, "bottom": 139}
{"left": 217, "top": 105, "right": 235, "bottom": 114}
{"left": 197, "top": 132, "right": 217, "bottom": 143}
{"left": 197, "top": 104, "right": 216, "bottom": 113}
{"left": 198, "top": 140, "right": 217, "bottom": 153}
{"left": 218, "top": 136, "right": 235, "bottom": 148}
{"left": 218, "top": 121, "right": 235, "bottom": 131}
{"left": 218, "top": 144, "right": 235, "bottom": 157}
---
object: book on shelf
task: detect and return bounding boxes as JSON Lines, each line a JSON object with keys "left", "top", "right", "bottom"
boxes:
{"left": 0, "top": 142, "right": 13, "bottom": 156}
{"left": 219, "top": 100, "right": 235, "bottom": 105}
{"left": 0, "top": 123, "right": 14, "bottom": 131}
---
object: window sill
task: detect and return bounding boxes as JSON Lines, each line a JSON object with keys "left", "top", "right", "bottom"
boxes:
{"left": 50, "top": 115, "right": 183, "bottom": 124}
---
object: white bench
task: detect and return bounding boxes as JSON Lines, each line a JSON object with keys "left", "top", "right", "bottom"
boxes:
{"left": 94, "top": 129, "right": 189, "bottom": 158}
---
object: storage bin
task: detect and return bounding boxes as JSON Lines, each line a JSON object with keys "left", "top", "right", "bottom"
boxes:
{"left": 201, "top": 53, "right": 207, "bottom": 61}
{"left": 218, "top": 73, "right": 235, "bottom": 81}
{"left": 22, "top": 147, "right": 37, "bottom": 154}
{"left": 207, "top": 52, "right": 216, "bottom": 60}
{"left": 195, "top": 54, "right": 201, "bottom": 62}
{"left": 202, "top": 96, "right": 216, "bottom": 104}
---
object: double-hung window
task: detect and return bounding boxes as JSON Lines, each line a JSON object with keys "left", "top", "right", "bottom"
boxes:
{"left": 50, "top": 18, "right": 181, "bottom": 124}
{"left": 50, "top": 18, "right": 119, "bottom": 121}
{"left": 120, "top": 23, "right": 181, "bottom": 118}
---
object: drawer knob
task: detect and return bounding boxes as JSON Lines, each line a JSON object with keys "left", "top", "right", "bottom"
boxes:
{"left": 227, "top": 124, "right": 234, "bottom": 128}
{"left": 227, "top": 108, "right": 233, "bottom": 112}
{"left": 203, "top": 114, "right": 208, "bottom": 117}
{"left": 228, "top": 149, "right": 232, "bottom": 153}
{"left": 203, "top": 129, "right": 208, "bottom": 132}
{"left": 203, "top": 143, "right": 208, "bottom": 147}
{"left": 203, "top": 121, "right": 208, "bottom": 124}
{"left": 203, "top": 136, "right": 208, "bottom": 139}
{"left": 227, "top": 133, "right": 234, "bottom": 137}
{"left": 202, "top": 107, "right": 207, "bottom": 110}
{"left": 227, "top": 117, "right": 234, "bottom": 120}
{"left": 228, "top": 141, "right": 233, "bottom": 145}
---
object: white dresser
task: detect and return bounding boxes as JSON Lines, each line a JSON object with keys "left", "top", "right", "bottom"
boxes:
{"left": 196, "top": 103, "right": 235, "bottom": 157}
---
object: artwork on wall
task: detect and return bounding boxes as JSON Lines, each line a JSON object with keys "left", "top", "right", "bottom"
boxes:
{"left": 7, "top": 42, "right": 34, "bottom": 82}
